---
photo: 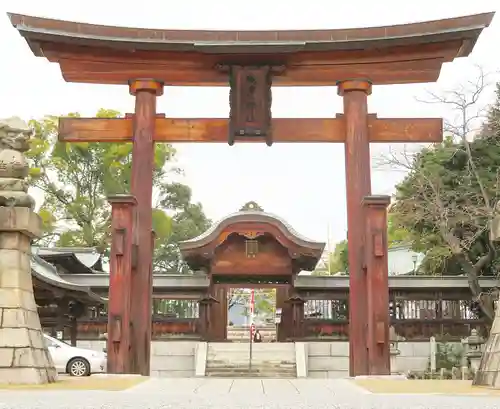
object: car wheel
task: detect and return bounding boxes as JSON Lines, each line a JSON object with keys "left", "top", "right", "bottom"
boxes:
{"left": 67, "top": 358, "right": 90, "bottom": 377}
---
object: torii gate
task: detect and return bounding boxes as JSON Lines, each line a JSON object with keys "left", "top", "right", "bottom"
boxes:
{"left": 9, "top": 12, "right": 494, "bottom": 377}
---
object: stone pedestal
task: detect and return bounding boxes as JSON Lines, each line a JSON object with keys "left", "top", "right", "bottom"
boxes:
{"left": 0, "top": 207, "right": 57, "bottom": 384}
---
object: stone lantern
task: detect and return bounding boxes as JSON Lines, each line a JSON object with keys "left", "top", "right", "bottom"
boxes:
{"left": 0, "top": 117, "right": 57, "bottom": 384}
{"left": 465, "top": 329, "right": 485, "bottom": 372}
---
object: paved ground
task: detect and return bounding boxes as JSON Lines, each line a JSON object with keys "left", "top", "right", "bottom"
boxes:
{"left": 1, "top": 377, "right": 500, "bottom": 408}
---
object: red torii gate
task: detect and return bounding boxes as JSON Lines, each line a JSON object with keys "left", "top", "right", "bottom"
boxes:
{"left": 9, "top": 11, "right": 494, "bottom": 376}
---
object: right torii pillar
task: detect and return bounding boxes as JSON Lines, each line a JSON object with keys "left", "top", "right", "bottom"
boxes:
{"left": 338, "top": 80, "right": 391, "bottom": 376}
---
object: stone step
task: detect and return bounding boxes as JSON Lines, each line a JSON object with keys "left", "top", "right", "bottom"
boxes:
{"left": 228, "top": 329, "right": 276, "bottom": 333}
{"left": 206, "top": 370, "right": 296, "bottom": 378}
{"left": 206, "top": 366, "right": 295, "bottom": 372}
{"left": 228, "top": 328, "right": 276, "bottom": 332}
{"left": 207, "top": 350, "right": 294, "bottom": 355}
{"left": 208, "top": 342, "right": 295, "bottom": 351}
{"left": 207, "top": 354, "right": 295, "bottom": 361}
{"left": 206, "top": 363, "right": 296, "bottom": 370}
{"left": 206, "top": 360, "right": 295, "bottom": 366}
{"left": 206, "top": 366, "right": 296, "bottom": 372}
{"left": 227, "top": 334, "right": 276, "bottom": 340}
{"left": 228, "top": 329, "right": 276, "bottom": 334}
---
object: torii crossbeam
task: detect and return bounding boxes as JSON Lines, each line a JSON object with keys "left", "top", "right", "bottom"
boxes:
{"left": 58, "top": 116, "right": 442, "bottom": 144}
{"left": 8, "top": 11, "right": 494, "bottom": 377}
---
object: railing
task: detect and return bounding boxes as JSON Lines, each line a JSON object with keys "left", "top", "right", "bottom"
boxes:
{"left": 303, "top": 297, "right": 487, "bottom": 341}
{"left": 76, "top": 299, "right": 201, "bottom": 340}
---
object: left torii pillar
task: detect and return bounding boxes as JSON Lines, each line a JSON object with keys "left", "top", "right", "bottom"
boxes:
{"left": 107, "top": 195, "right": 136, "bottom": 374}
{"left": 128, "top": 79, "right": 164, "bottom": 376}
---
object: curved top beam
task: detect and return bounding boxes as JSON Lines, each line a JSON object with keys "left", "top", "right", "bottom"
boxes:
{"left": 8, "top": 12, "right": 495, "bottom": 85}
{"left": 8, "top": 12, "right": 494, "bottom": 53}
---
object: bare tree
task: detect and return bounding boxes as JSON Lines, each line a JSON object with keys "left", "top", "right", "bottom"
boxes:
{"left": 378, "top": 66, "right": 499, "bottom": 321}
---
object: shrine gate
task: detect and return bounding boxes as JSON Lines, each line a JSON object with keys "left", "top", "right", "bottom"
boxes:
{"left": 179, "top": 201, "right": 325, "bottom": 342}
{"left": 9, "top": 11, "right": 494, "bottom": 376}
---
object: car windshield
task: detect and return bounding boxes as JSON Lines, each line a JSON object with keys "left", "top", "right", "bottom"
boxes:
{"left": 44, "top": 335, "right": 71, "bottom": 347}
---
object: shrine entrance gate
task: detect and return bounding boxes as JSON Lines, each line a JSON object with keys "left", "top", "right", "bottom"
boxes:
{"left": 179, "top": 201, "right": 325, "bottom": 343}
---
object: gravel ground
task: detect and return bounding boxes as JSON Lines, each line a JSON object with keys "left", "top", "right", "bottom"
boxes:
{"left": 0, "top": 378, "right": 499, "bottom": 409}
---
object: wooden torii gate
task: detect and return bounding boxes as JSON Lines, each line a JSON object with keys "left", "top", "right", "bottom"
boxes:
{"left": 9, "top": 11, "right": 494, "bottom": 377}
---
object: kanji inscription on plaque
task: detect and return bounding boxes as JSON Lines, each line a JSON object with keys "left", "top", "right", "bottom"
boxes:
{"left": 228, "top": 65, "right": 273, "bottom": 146}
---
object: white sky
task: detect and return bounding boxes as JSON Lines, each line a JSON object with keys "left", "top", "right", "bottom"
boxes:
{"left": 1, "top": 0, "right": 499, "bottom": 246}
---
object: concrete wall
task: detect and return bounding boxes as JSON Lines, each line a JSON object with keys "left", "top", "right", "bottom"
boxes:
{"left": 306, "top": 341, "right": 463, "bottom": 378}
{"left": 76, "top": 340, "right": 197, "bottom": 377}
{"left": 307, "top": 342, "right": 349, "bottom": 378}
{"left": 76, "top": 340, "right": 462, "bottom": 378}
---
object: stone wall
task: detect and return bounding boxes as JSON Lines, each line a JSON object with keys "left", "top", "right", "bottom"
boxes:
{"left": 306, "top": 341, "right": 463, "bottom": 378}
{"left": 307, "top": 342, "right": 349, "bottom": 378}
{"left": 76, "top": 339, "right": 463, "bottom": 378}
{"left": 77, "top": 340, "right": 197, "bottom": 377}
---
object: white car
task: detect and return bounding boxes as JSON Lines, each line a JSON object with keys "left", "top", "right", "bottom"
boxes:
{"left": 43, "top": 334, "right": 107, "bottom": 377}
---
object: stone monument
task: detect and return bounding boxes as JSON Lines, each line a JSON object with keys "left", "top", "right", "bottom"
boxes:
{"left": 0, "top": 117, "right": 57, "bottom": 384}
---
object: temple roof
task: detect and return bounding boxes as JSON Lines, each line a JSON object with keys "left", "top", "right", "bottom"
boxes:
{"left": 31, "top": 254, "right": 105, "bottom": 304}
{"left": 179, "top": 202, "right": 325, "bottom": 271}
{"left": 8, "top": 12, "right": 495, "bottom": 85}
{"left": 181, "top": 202, "right": 324, "bottom": 251}
{"left": 35, "top": 247, "right": 103, "bottom": 273}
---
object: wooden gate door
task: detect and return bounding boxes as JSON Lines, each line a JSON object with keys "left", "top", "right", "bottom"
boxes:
{"left": 210, "top": 284, "right": 228, "bottom": 341}
{"left": 275, "top": 285, "right": 292, "bottom": 342}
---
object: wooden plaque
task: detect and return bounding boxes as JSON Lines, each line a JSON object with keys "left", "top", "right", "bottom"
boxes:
{"left": 228, "top": 65, "right": 273, "bottom": 146}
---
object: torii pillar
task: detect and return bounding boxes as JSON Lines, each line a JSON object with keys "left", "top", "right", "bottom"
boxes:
{"left": 363, "top": 195, "right": 391, "bottom": 375}
{"left": 338, "top": 80, "right": 372, "bottom": 377}
{"left": 128, "top": 79, "right": 164, "bottom": 376}
{"left": 107, "top": 195, "right": 136, "bottom": 374}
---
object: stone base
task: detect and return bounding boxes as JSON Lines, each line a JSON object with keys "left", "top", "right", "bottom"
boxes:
{"left": 0, "top": 367, "right": 57, "bottom": 385}
{"left": 0, "top": 209, "right": 57, "bottom": 384}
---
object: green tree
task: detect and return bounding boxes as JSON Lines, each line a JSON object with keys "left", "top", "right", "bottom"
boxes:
{"left": 388, "top": 74, "right": 500, "bottom": 321}
{"left": 27, "top": 109, "right": 210, "bottom": 272}
{"left": 154, "top": 182, "right": 211, "bottom": 273}
{"left": 323, "top": 214, "right": 412, "bottom": 275}
{"left": 328, "top": 240, "right": 349, "bottom": 274}
{"left": 228, "top": 288, "right": 276, "bottom": 318}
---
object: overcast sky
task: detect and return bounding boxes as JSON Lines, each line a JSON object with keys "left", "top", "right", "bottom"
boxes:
{"left": 0, "top": 0, "right": 499, "bottom": 247}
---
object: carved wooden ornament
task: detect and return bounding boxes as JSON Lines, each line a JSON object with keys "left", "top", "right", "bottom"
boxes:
{"left": 228, "top": 66, "right": 273, "bottom": 146}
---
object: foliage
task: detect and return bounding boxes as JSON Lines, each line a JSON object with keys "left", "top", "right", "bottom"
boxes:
{"left": 434, "top": 342, "right": 463, "bottom": 371}
{"left": 387, "top": 75, "right": 500, "bottom": 321}
{"left": 322, "top": 214, "right": 413, "bottom": 275}
{"left": 27, "top": 109, "right": 210, "bottom": 272}
{"left": 153, "top": 182, "right": 211, "bottom": 273}
{"left": 228, "top": 288, "right": 276, "bottom": 317}
{"left": 325, "top": 240, "right": 349, "bottom": 275}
